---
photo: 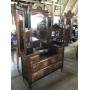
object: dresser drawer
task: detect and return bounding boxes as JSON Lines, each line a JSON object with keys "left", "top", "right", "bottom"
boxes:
{"left": 32, "top": 55, "right": 61, "bottom": 72}
{"left": 32, "top": 62, "right": 62, "bottom": 82}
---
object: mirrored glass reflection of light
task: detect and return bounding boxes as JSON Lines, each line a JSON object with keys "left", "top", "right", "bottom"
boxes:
{"left": 19, "top": 15, "right": 23, "bottom": 20}
{"left": 53, "top": 16, "right": 60, "bottom": 24}
{"left": 11, "top": 15, "right": 16, "bottom": 32}
{"left": 31, "top": 14, "right": 44, "bottom": 29}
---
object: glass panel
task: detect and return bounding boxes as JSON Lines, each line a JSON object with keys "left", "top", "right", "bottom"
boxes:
{"left": 18, "top": 15, "right": 24, "bottom": 51}
{"left": 31, "top": 13, "right": 46, "bottom": 31}
{"left": 31, "top": 12, "right": 47, "bottom": 41}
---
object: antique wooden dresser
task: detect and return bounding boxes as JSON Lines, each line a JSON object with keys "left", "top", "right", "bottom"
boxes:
{"left": 21, "top": 47, "right": 64, "bottom": 88}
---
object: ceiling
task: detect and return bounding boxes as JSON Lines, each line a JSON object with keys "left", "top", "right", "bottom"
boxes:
{"left": 14, "top": 0, "right": 78, "bottom": 16}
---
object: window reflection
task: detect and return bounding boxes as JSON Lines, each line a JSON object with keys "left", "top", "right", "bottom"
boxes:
{"left": 19, "top": 15, "right": 24, "bottom": 51}
{"left": 31, "top": 13, "right": 46, "bottom": 30}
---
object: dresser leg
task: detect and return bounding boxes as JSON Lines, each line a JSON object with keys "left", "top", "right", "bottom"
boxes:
{"left": 29, "top": 83, "right": 32, "bottom": 90}
{"left": 17, "top": 56, "right": 20, "bottom": 72}
{"left": 61, "top": 68, "right": 63, "bottom": 72}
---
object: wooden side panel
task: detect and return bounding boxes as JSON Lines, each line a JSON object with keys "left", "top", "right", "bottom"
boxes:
{"left": 29, "top": 55, "right": 40, "bottom": 64}
{"left": 21, "top": 55, "right": 30, "bottom": 82}
{"left": 16, "top": 7, "right": 25, "bottom": 56}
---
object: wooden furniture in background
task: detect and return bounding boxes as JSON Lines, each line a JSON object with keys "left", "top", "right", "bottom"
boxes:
{"left": 64, "top": 10, "right": 74, "bottom": 44}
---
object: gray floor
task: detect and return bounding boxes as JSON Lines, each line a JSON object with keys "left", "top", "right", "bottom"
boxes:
{"left": 11, "top": 42, "right": 78, "bottom": 90}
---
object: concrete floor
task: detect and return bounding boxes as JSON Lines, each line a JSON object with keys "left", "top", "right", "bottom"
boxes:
{"left": 11, "top": 42, "right": 78, "bottom": 90}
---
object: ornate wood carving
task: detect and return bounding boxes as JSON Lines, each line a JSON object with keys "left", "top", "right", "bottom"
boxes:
{"left": 64, "top": 10, "right": 74, "bottom": 25}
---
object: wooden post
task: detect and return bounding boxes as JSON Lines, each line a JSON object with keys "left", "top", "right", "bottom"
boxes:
{"left": 51, "top": 1, "right": 55, "bottom": 26}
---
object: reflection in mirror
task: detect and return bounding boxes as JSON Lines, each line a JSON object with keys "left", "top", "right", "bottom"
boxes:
{"left": 31, "top": 13, "right": 47, "bottom": 42}
{"left": 11, "top": 15, "right": 16, "bottom": 33}
{"left": 11, "top": 14, "right": 17, "bottom": 48}
{"left": 26, "top": 31, "right": 31, "bottom": 48}
{"left": 53, "top": 16, "right": 60, "bottom": 24}
{"left": 19, "top": 17, "right": 24, "bottom": 51}
{"left": 31, "top": 13, "right": 46, "bottom": 31}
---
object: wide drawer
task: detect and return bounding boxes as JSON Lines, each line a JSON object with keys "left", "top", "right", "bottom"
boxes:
{"left": 32, "top": 61, "right": 62, "bottom": 82}
{"left": 32, "top": 54, "right": 62, "bottom": 73}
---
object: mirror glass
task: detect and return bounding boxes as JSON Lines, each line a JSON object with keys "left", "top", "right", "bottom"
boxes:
{"left": 18, "top": 15, "right": 24, "bottom": 51}
{"left": 31, "top": 13, "right": 46, "bottom": 31}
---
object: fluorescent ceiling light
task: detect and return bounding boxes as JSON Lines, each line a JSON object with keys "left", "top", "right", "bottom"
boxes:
{"left": 11, "top": 2, "right": 17, "bottom": 4}
{"left": 19, "top": 15, "right": 23, "bottom": 20}
{"left": 41, "top": 1, "right": 63, "bottom": 7}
